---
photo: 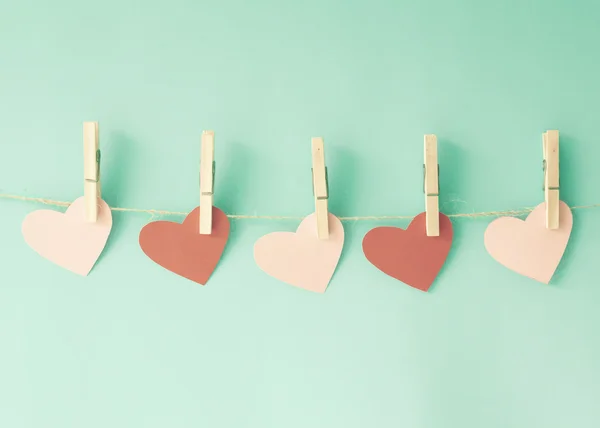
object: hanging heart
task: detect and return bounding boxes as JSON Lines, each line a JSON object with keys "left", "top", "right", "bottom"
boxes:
{"left": 362, "top": 212, "right": 453, "bottom": 291}
{"left": 22, "top": 196, "right": 113, "bottom": 275}
{"left": 484, "top": 201, "right": 572, "bottom": 284}
{"left": 253, "top": 213, "right": 344, "bottom": 293}
{"left": 139, "top": 206, "right": 230, "bottom": 285}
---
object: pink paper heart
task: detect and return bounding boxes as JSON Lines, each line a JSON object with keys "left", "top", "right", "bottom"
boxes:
{"left": 253, "top": 213, "right": 344, "bottom": 293}
{"left": 484, "top": 201, "right": 572, "bottom": 284}
{"left": 22, "top": 196, "right": 112, "bottom": 275}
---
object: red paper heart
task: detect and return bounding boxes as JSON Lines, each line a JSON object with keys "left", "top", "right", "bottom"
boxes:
{"left": 362, "top": 212, "right": 453, "bottom": 291}
{"left": 139, "top": 206, "right": 229, "bottom": 285}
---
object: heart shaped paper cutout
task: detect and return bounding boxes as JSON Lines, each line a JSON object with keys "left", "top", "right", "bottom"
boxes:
{"left": 362, "top": 212, "right": 453, "bottom": 291}
{"left": 484, "top": 201, "right": 572, "bottom": 284}
{"left": 139, "top": 206, "right": 229, "bottom": 285}
{"left": 22, "top": 196, "right": 112, "bottom": 275}
{"left": 253, "top": 213, "right": 344, "bottom": 293}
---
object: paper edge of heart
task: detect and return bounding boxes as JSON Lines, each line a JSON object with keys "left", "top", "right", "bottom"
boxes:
{"left": 253, "top": 213, "right": 345, "bottom": 293}
{"left": 21, "top": 197, "right": 113, "bottom": 276}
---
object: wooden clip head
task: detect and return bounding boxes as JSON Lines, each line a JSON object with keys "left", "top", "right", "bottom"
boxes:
{"left": 200, "top": 131, "right": 215, "bottom": 235}
{"left": 83, "top": 122, "right": 100, "bottom": 222}
{"left": 543, "top": 130, "right": 560, "bottom": 229}
{"left": 424, "top": 134, "right": 439, "bottom": 237}
{"left": 311, "top": 137, "right": 329, "bottom": 240}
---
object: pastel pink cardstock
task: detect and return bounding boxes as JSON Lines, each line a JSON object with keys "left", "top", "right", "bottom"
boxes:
{"left": 253, "top": 213, "right": 344, "bottom": 293}
{"left": 22, "top": 196, "right": 112, "bottom": 276}
{"left": 484, "top": 201, "right": 572, "bottom": 284}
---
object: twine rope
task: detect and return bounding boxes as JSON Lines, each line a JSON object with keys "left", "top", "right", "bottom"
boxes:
{"left": 1, "top": 193, "right": 599, "bottom": 221}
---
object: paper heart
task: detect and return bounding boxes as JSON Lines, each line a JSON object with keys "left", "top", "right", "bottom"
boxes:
{"left": 139, "top": 206, "right": 229, "bottom": 285}
{"left": 22, "top": 196, "right": 112, "bottom": 275}
{"left": 362, "top": 212, "right": 453, "bottom": 291}
{"left": 253, "top": 213, "right": 344, "bottom": 293}
{"left": 484, "top": 201, "right": 572, "bottom": 284}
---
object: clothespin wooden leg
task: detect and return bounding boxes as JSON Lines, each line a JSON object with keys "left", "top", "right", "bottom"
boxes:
{"left": 311, "top": 137, "right": 329, "bottom": 240}
{"left": 83, "top": 122, "right": 100, "bottom": 223}
{"left": 543, "top": 130, "right": 560, "bottom": 229}
{"left": 424, "top": 134, "right": 439, "bottom": 237}
{"left": 200, "top": 131, "right": 215, "bottom": 235}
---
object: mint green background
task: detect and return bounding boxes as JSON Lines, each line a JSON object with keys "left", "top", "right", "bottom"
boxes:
{"left": 1, "top": 1, "right": 600, "bottom": 427}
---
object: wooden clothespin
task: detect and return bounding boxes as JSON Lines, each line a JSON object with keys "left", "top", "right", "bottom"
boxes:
{"left": 83, "top": 122, "right": 100, "bottom": 222}
{"left": 200, "top": 130, "right": 215, "bottom": 234}
{"left": 424, "top": 134, "right": 439, "bottom": 237}
{"left": 311, "top": 137, "right": 329, "bottom": 239}
{"left": 543, "top": 130, "right": 560, "bottom": 229}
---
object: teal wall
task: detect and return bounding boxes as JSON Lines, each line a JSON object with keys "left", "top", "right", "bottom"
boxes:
{"left": 1, "top": 1, "right": 600, "bottom": 427}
